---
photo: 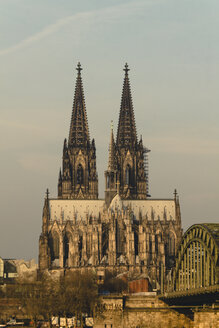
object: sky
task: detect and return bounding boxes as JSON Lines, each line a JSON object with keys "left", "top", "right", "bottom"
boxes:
{"left": 0, "top": 0, "right": 219, "bottom": 260}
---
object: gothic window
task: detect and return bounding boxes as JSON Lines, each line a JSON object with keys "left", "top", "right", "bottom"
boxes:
{"left": 78, "top": 235, "right": 83, "bottom": 263}
{"left": 155, "top": 235, "right": 159, "bottom": 254}
{"left": 116, "top": 221, "right": 125, "bottom": 255}
{"left": 134, "top": 230, "right": 139, "bottom": 256}
{"left": 155, "top": 233, "right": 162, "bottom": 254}
{"left": 77, "top": 164, "right": 84, "bottom": 185}
{"left": 102, "top": 224, "right": 109, "bottom": 257}
{"left": 49, "top": 231, "right": 59, "bottom": 262}
{"left": 125, "top": 164, "right": 131, "bottom": 185}
{"left": 168, "top": 232, "right": 175, "bottom": 256}
{"left": 107, "top": 175, "right": 110, "bottom": 189}
{"left": 64, "top": 232, "right": 71, "bottom": 267}
{"left": 149, "top": 237, "right": 152, "bottom": 260}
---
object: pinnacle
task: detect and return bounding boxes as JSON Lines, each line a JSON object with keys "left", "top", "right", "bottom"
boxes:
{"left": 46, "top": 188, "right": 49, "bottom": 199}
{"left": 68, "top": 62, "right": 90, "bottom": 148}
{"left": 116, "top": 64, "right": 137, "bottom": 148}
{"left": 108, "top": 125, "right": 117, "bottom": 171}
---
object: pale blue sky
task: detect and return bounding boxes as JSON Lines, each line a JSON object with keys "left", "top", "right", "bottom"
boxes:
{"left": 0, "top": 0, "right": 219, "bottom": 260}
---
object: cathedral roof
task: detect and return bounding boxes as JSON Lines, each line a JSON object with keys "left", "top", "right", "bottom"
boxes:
{"left": 68, "top": 62, "right": 90, "bottom": 148}
{"left": 49, "top": 199, "right": 105, "bottom": 222}
{"left": 116, "top": 63, "right": 137, "bottom": 148}
{"left": 48, "top": 198, "right": 177, "bottom": 222}
{"left": 122, "top": 199, "right": 176, "bottom": 221}
{"left": 109, "top": 193, "right": 123, "bottom": 211}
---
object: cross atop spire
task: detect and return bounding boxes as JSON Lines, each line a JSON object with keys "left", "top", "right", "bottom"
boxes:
{"left": 123, "top": 63, "right": 130, "bottom": 75}
{"left": 76, "top": 62, "right": 82, "bottom": 74}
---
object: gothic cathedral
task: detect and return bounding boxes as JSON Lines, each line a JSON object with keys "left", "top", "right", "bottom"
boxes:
{"left": 39, "top": 63, "right": 182, "bottom": 289}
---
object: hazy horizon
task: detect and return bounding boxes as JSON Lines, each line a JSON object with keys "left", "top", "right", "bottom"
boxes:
{"left": 1, "top": 0, "right": 219, "bottom": 261}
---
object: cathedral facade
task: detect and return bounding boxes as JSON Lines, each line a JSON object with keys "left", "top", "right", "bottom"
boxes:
{"left": 39, "top": 63, "right": 182, "bottom": 288}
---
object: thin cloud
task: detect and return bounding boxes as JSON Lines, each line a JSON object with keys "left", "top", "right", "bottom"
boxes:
{"left": 0, "top": 12, "right": 91, "bottom": 56}
{"left": 0, "top": 0, "right": 161, "bottom": 56}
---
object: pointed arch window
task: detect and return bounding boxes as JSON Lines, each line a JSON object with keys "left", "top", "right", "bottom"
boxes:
{"left": 106, "top": 175, "right": 110, "bottom": 189}
{"left": 78, "top": 235, "right": 83, "bottom": 263}
{"left": 155, "top": 235, "right": 159, "bottom": 254}
{"left": 64, "top": 232, "right": 71, "bottom": 267}
{"left": 134, "top": 230, "right": 139, "bottom": 256}
{"left": 155, "top": 232, "right": 162, "bottom": 254}
{"left": 102, "top": 224, "right": 109, "bottom": 257}
{"left": 77, "top": 164, "right": 84, "bottom": 185}
{"left": 125, "top": 164, "right": 131, "bottom": 185}
{"left": 49, "top": 231, "right": 59, "bottom": 262}
{"left": 169, "top": 232, "right": 175, "bottom": 256}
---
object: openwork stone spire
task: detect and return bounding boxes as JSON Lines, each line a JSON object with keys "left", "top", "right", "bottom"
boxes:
{"left": 68, "top": 62, "right": 90, "bottom": 148}
{"left": 108, "top": 122, "right": 117, "bottom": 171}
{"left": 116, "top": 63, "right": 137, "bottom": 148}
{"left": 58, "top": 62, "right": 98, "bottom": 200}
{"left": 105, "top": 122, "right": 118, "bottom": 206}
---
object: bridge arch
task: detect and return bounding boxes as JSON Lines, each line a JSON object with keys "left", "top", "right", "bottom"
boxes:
{"left": 173, "top": 224, "right": 219, "bottom": 291}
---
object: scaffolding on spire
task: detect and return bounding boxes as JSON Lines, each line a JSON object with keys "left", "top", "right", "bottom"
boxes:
{"left": 143, "top": 147, "right": 151, "bottom": 197}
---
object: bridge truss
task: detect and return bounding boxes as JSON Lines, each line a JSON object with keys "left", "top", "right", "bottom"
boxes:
{"left": 173, "top": 224, "right": 219, "bottom": 292}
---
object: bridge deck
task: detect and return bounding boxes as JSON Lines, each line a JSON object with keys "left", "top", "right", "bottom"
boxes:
{"left": 161, "top": 284, "right": 219, "bottom": 299}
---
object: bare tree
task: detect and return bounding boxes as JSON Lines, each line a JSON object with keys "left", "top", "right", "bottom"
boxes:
{"left": 4, "top": 270, "right": 100, "bottom": 328}
{"left": 56, "top": 270, "right": 99, "bottom": 326}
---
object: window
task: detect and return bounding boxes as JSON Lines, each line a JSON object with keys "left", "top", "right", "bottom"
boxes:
{"left": 169, "top": 232, "right": 175, "bottom": 256}
{"left": 79, "top": 235, "right": 83, "bottom": 263}
{"left": 125, "top": 164, "right": 131, "bottom": 185}
{"left": 134, "top": 230, "right": 139, "bottom": 256}
{"left": 155, "top": 235, "right": 159, "bottom": 254}
{"left": 49, "top": 232, "right": 59, "bottom": 261}
{"left": 64, "top": 233, "right": 70, "bottom": 267}
{"left": 77, "top": 164, "right": 84, "bottom": 185}
{"left": 107, "top": 175, "right": 110, "bottom": 189}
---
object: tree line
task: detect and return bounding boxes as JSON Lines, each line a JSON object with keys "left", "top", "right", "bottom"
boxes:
{"left": 1, "top": 270, "right": 127, "bottom": 328}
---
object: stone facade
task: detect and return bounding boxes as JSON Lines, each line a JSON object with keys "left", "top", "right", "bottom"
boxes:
{"left": 105, "top": 64, "right": 147, "bottom": 205}
{"left": 39, "top": 63, "right": 183, "bottom": 288}
{"left": 58, "top": 63, "right": 98, "bottom": 200}
{"left": 94, "top": 294, "right": 219, "bottom": 328}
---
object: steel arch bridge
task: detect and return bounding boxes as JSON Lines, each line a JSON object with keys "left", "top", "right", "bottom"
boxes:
{"left": 172, "top": 224, "right": 219, "bottom": 294}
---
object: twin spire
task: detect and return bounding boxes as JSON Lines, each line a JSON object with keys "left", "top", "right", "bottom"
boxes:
{"left": 60, "top": 62, "right": 147, "bottom": 201}
{"left": 116, "top": 63, "right": 137, "bottom": 149}
{"left": 69, "top": 62, "right": 137, "bottom": 150}
{"left": 68, "top": 62, "right": 90, "bottom": 148}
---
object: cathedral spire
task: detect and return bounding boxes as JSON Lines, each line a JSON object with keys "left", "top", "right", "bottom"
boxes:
{"left": 116, "top": 63, "right": 137, "bottom": 149}
{"left": 58, "top": 62, "right": 98, "bottom": 199}
{"left": 108, "top": 121, "right": 117, "bottom": 171}
{"left": 105, "top": 122, "right": 118, "bottom": 206}
{"left": 68, "top": 62, "right": 90, "bottom": 148}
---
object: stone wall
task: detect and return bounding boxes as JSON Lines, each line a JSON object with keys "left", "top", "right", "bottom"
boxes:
{"left": 193, "top": 309, "right": 219, "bottom": 328}
{"left": 94, "top": 294, "right": 219, "bottom": 328}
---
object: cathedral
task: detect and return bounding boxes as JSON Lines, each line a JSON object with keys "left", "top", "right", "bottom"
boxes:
{"left": 39, "top": 63, "right": 182, "bottom": 288}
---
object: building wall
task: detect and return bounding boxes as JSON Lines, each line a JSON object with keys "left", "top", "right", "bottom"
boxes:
{"left": 94, "top": 295, "right": 219, "bottom": 328}
{"left": 39, "top": 195, "right": 182, "bottom": 287}
{"left": 39, "top": 64, "right": 183, "bottom": 287}
{"left": 193, "top": 309, "right": 219, "bottom": 328}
